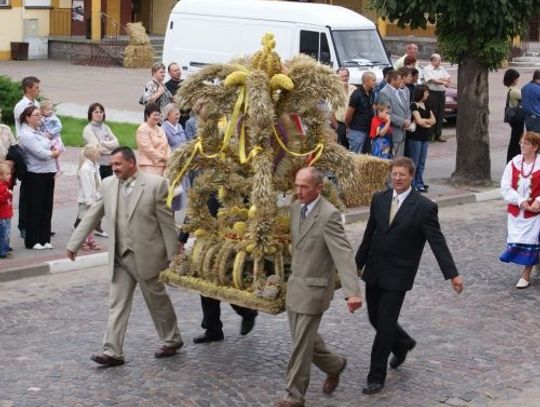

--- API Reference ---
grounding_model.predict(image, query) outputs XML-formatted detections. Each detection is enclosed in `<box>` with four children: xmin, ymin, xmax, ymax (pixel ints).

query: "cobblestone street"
<box><xmin>2</xmin><ymin>200</ymin><xmax>540</xmax><ymax>407</ymax></box>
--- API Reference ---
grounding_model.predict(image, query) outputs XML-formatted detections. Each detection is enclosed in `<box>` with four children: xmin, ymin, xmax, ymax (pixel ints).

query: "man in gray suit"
<box><xmin>376</xmin><ymin>70</ymin><xmax>412</xmax><ymax>157</ymax></box>
<box><xmin>275</xmin><ymin>167</ymin><xmax>362</xmax><ymax>407</ymax></box>
<box><xmin>66</xmin><ymin>146</ymin><xmax>183</xmax><ymax>366</ymax></box>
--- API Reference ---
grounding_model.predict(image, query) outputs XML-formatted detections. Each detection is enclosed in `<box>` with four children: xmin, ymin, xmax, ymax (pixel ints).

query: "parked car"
<box><xmin>444</xmin><ymin>86</ymin><xmax>458</xmax><ymax>124</ymax></box>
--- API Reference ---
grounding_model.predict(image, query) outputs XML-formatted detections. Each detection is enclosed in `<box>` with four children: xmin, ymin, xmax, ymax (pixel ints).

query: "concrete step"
<box><xmin>509</xmin><ymin>61</ymin><xmax>540</xmax><ymax>67</ymax></box>
<box><xmin>513</xmin><ymin>55</ymin><xmax>540</xmax><ymax>61</ymax></box>
<box><xmin>150</xmin><ymin>36</ymin><xmax>164</xmax><ymax>64</ymax></box>
<box><xmin>510</xmin><ymin>51</ymin><xmax>540</xmax><ymax>67</ymax></box>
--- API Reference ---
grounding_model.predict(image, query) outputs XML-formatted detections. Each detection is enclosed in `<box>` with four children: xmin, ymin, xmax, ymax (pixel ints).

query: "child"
<box><xmin>369</xmin><ymin>103</ymin><xmax>393</xmax><ymax>159</ymax></box>
<box><xmin>0</xmin><ymin>162</ymin><xmax>13</xmax><ymax>258</ymax></box>
<box><xmin>40</xmin><ymin>100</ymin><xmax>65</xmax><ymax>173</ymax></box>
<box><xmin>76</xmin><ymin>145</ymin><xmax>103</xmax><ymax>251</ymax></box>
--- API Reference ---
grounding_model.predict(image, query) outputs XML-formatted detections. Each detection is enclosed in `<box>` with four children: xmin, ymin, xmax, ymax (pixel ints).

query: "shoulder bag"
<box><xmin>504</xmin><ymin>88</ymin><xmax>525</xmax><ymax>125</ymax></box>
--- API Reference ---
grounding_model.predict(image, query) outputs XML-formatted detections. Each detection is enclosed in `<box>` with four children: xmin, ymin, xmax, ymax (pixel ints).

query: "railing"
<box><xmin>80</xmin><ymin>12</ymin><xmax>128</xmax><ymax>66</ymax></box>
<box><xmin>100</xmin><ymin>11</ymin><xmax>121</xmax><ymax>40</ymax></box>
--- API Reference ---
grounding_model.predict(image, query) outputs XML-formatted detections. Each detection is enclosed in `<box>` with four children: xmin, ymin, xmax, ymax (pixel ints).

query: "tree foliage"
<box><xmin>370</xmin><ymin>0</ymin><xmax>540</xmax><ymax>69</ymax></box>
<box><xmin>0</xmin><ymin>76</ymin><xmax>21</xmax><ymax>125</ymax></box>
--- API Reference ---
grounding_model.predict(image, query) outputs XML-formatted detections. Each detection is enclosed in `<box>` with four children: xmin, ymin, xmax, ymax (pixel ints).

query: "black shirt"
<box><xmin>349</xmin><ymin>86</ymin><xmax>374</xmax><ymax>132</ymax></box>
<box><xmin>165</xmin><ymin>79</ymin><xmax>183</xmax><ymax>97</ymax></box>
<box><xmin>407</xmin><ymin>102</ymin><xmax>431</xmax><ymax>141</ymax></box>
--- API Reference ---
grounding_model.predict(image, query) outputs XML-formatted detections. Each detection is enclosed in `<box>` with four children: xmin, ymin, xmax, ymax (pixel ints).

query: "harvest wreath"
<box><xmin>160</xmin><ymin>34</ymin><xmax>389</xmax><ymax>314</ymax></box>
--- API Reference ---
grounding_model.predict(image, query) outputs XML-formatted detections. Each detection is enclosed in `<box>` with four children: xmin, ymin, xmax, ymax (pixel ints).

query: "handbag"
<box><xmin>504</xmin><ymin>88</ymin><xmax>525</xmax><ymax>124</ymax></box>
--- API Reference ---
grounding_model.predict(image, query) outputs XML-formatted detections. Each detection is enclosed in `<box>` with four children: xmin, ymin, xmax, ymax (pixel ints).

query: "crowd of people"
<box><xmin>2</xmin><ymin>50</ymin><xmax>540</xmax><ymax>406</ymax></box>
<box><xmin>335</xmin><ymin>43</ymin><xmax>453</xmax><ymax>195</ymax></box>
<box><xmin>0</xmin><ymin>62</ymin><xmax>198</xmax><ymax>258</ymax></box>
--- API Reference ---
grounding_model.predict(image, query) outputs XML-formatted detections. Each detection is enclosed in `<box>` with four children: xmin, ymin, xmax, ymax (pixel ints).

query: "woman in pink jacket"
<box><xmin>136</xmin><ymin>102</ymin><xmax>171</xmax><ymax>175</ymax></box>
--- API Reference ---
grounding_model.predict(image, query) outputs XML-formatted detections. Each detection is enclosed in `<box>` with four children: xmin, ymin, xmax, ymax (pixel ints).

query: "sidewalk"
<box><xmin>0</xmin><ymin>59</ymin><xmax>523</xmax><ymax>280</ymax></box>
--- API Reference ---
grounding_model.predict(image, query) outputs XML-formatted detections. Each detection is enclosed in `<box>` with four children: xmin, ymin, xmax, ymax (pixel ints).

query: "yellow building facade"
<box><xmin>0</xmin><ymin>0</ymin><xmax>176</xmax><ymax>60</ymax></box>
<box><xmin>0</xmin><ymin>0</ymin><xmax>51</xmax><ymax>60</ymax></box>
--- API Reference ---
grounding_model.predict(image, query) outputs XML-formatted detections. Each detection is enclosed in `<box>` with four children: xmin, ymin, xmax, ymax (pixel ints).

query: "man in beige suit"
<box><xmin>66</xmin><ymin>146</ymin><xmax>183</xmax><ymax>367</ymax></box>
<box><xmin>275</xmin><ymin>167</ymin><xmax>363</xmax><ymax>407</ymax></box>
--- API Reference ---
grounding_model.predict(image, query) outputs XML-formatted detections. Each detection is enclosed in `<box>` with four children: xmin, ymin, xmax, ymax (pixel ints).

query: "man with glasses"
<box><xmin>356</xmin><ymin>157</ymin><xmax>463</xmax><ymax>395</ymax></box>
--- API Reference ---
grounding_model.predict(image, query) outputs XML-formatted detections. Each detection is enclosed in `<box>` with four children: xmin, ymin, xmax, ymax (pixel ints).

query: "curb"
<box><xmin>0</xmin><ymin>252</ymin><xmax>108</xmax><ymax>283</ymax></box>
<box><xmin>343</xmin><ymin>188</ymin><xmax>501</xmax><ymax>224</ymax></box>
<box><xmin>1</xmin><ymin>189</ymin><xmax>502</xmax><ymax>283</ymax></box>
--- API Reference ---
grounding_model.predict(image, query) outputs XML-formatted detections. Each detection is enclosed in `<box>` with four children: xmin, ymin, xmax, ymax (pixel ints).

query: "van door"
<box><xmin>298</xmin><ymin>29</ymin><xmax>334</xmax><ymax>67</ymax></box>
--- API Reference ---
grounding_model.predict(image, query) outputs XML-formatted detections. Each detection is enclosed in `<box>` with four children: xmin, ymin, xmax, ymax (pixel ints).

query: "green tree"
<box><xmin>371</xmin><ymin>0</ymin><xmax>540</xmax><ymax>184</ymax></box>
<box><xmin>0</xmin><ymin>76</ymin><xmax>22</xmax><ymax>125</ymax></box>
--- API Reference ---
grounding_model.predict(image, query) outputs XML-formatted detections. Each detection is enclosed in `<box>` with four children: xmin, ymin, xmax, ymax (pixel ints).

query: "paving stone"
<box><xmin>3</xmin><ymin>200</ymin><xmax>540</xmax><ymax>406</ymax></box>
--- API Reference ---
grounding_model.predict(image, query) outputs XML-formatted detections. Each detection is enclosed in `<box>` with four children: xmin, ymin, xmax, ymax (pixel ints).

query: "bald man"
<box><xmin>275</xmin><ymin>167</ymin><xmax>362</xmax><ymax>407</ymax></box>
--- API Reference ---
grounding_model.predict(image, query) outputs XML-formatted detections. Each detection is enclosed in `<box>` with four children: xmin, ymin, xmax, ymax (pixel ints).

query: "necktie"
<box><xmin>301</xmin><ymin>205</ymin><xmax>308</xmax><ymax>220</ymax></box>
<box><xmin>122</xmin><ymin>179</ymin><xmax>133</xmax><ymax>197</ymax></box>
<box><xmin>389</xmin><ymin>196</ymin><xmax>399</xmax><ymax>224</ymax></box>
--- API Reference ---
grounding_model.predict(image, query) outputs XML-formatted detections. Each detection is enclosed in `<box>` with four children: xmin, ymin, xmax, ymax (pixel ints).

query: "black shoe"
<box><xmin>362</xmin><ymin>382</ymin><xmax>384</xmax><ymax>395</ymax></box>
<box><xmin>7</xmin><ymin>247</ymin><xmax>13</xmax><ymax>252</ymax></box>
<box><xmin>50</xmin><ymin>231</ymin><xmax>56</xmax><ymax>237</ymax></box>
<box><xmin>240</xmin><ymin>316</ymin><xmax>256</xmax><ymax>336</ymax></box>
<box><xmin>90</xmin><ymin>354</ymin><xmax>125</xmax><ymax>367</ymax></box>
<box><xmin>390</xmin><ymin>340</ymin><xmax>416</xmax><ymax>369</ymax></box>
<box><xmin>193</xmin><ymin>332</ymin><xmax>224</xmax><ymax>344</ymax></box>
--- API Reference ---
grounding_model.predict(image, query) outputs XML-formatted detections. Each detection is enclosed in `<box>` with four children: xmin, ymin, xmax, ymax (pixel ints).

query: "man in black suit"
<box><xmin>355</xmin><ymin>156</ymin><xmax>464</xmax><ymax>395</ymax></box>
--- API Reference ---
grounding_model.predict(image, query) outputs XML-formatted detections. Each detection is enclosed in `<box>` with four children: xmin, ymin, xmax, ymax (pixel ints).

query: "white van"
<box><xmin>162</xmin><ymin>0</ymin><xmax>391</xmax><ymax>84</ymax></box>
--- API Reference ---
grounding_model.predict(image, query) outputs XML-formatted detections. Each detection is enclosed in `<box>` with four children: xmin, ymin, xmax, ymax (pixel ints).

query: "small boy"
<box><xmin>40</xmin><ymin>100</ymin><xmax>65</xmax><ymax>173</ymax></box>
<box><xmin>369</xmin><ymin>103</ymin><xmax>393</xmax><ymax>159</ymax></box>
<box><xmin>0</xmin><ymin>162</ymin><xmax>13</xmax><ymax>258</ymax></box>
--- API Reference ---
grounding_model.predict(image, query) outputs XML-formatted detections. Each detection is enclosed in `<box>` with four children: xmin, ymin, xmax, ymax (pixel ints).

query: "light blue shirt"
<box><xmin>301</xmin><ymin>195</ymin><xmax>321</xmax><ymax>218</ymax></box>
<box><xmin>522</xmin><ymin>81</ymin><xmax>540</xmax><ymax>117</ymax></box>
<box><xmin>184</xmin><ymin>116</ymin><xmax>198</xmax><ymax>141</ymax></box>
<box><xmin>19</xmin><ymin>124</ymin><xmax>56</xmax><ymax>173</ymax></box>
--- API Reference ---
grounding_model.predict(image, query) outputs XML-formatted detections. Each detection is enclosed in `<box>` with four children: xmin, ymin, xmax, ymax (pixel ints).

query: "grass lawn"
<box><xmin>59</xmin><ymin>116</ymin><xmax>138</xmax><ymax>149</ymax></box>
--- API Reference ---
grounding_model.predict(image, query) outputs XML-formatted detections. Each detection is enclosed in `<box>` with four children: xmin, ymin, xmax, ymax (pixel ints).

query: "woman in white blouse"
<box><xmin>18</xmin><ymin>105</ymin><xmax>60</xmax><ymax>250</ymax></box>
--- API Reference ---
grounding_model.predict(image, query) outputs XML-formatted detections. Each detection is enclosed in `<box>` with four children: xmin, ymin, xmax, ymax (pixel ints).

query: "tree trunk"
<box><xmin>451</xmin><ymin>57</ymin><xmax>491</xmax><ymax>184</ymax></box>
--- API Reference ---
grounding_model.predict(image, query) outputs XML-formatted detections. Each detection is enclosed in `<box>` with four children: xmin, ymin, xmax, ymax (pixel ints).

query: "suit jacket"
<box><xmin>286</xmin><ymin>196</ymin><xmax>361</xmax><ymax>315</ymax></box>
<box><xmin>356</xmin><ymin>189</ymin><xmax>458</xmax><ymax>292</ymax></box>
<box><xmin>67</xmin><ymin>171</ymin><xmax>178</xmax><ymax>280</ymax></box>
<box><xmin>376</xmin><ymin>84</ymin><xmax>411</xmax><ymax>144</ymax></box>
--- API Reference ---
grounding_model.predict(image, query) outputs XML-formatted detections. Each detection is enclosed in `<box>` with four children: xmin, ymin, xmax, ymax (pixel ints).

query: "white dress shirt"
<box><xmin>392</xmin><ymin>187</ymin><xmax>412</xmax><ymax>210</ymax></box>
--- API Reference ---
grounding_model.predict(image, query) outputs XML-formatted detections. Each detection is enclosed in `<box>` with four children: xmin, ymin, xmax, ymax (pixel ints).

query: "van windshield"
<box><xmin>332</xmin><ymin>30</ymin><xmax>389</xmax><ymax>67</ymax></box>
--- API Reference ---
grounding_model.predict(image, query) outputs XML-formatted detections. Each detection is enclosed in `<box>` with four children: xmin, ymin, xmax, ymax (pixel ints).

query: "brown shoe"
<box><xmin>274</xmin><ymin>400</ymin><xmax>304</xmax><ymax>407</ymax></box>
<box><xmin>154</xmin><ymin>342</ymin><xmax>184</xmax><ymax>358</ymax></box>
<box><xmin>322</xmin><ymin>358</ymin><xmax>347</xmax><ymax>395</ymax></box>
<box><xmin>90</xmin><ymin>354</ymin><xmax>124</xmax><ymax>367</ymax></box>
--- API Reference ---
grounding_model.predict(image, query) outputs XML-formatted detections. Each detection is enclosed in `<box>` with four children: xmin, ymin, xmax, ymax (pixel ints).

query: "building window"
<box><xmin>25</xmin><ymin>0</ymin><xmax>51</xmax><ymax>7</ymax></box>
<box><xmin>0</xmin><ymin>0</ymin><xmax>9</xmax><ymax>6</ymax></box>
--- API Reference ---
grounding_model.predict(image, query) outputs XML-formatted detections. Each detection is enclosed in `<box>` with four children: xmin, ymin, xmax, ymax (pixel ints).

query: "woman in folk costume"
<box><xmin>500</xmin><ymin>131</ymin><xmax>540</xmax><ymax>288</ymax></box>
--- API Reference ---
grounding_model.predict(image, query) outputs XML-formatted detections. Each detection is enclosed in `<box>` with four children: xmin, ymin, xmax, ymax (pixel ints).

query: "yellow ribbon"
<box><xmin>238</xmin><ymin>87</ymin><xmax>263</xmax><ymax>163</ymax></box>
<box><xmin>272</xmin><ymin>126</ymin><xmax>324</xmax><ymax>166</ymax></box>
<box><xmin>167</xmin><ymin>86</ymin><xmax>249</xmax><ymax>207</ymax></box>
<box><xmin>167</xmin><ymin>83</ymin><xmax>324</xmax><ymax>206</ymax></box>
